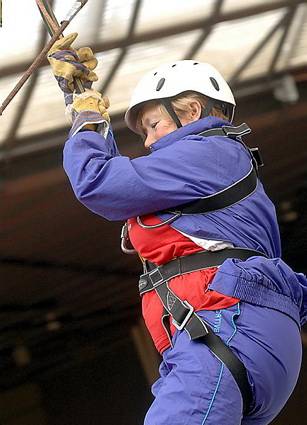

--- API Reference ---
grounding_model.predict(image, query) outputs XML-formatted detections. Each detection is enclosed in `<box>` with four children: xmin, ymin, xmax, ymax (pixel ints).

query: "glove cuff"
<box><xmin>68</xmin><ymin>110</ymin><xmax>109</xmax><ymax>138</ymax></box>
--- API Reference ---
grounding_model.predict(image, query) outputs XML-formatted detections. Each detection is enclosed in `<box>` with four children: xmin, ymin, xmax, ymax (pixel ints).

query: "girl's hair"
<box><xmin>136</xmin><ymin>91</ymin><xmax>228</xmax><ymax>134</ymax></box>
<box><xmin>171</xmin><ymin>91</ymin><xmax>229</xmax><ymax>121</ymax></box>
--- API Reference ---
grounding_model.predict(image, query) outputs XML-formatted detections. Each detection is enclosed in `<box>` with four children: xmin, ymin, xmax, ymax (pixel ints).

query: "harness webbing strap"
<box><xmin>139</xmin><ymin>248</ymin><xmax>265</xmax><ymax>414</ymax></box>
<box><xmin>139</xmin><ymin>248</ymin><xmax>265</xmax><ymax>295</ymax></box>
<box><xmin>200</xmin><ymin>122</ymin><xmax>251</xmax><ymax>138</ymax></box>
<box><xmin>170</xmin><ymin>167</ymin><xmax>258</xmax><ymax>215</ymax></box>
<box><xmin>148</xmin><ymin>279</ymin><xmax>253</xmax><ymax>414</ymax></box>
<box><xmin>160</xmin><ymin>123</ymin><xmax>263</xmax><ymax>217</ymax></box>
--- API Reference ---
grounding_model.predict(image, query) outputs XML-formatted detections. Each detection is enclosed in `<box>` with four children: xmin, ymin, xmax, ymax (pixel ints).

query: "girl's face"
<box><xmin>139</xmin><ymin>101</ymin><xmax>201</xmax><ymax>148</ymax></box>
<box><xmin>140</xmin><ymin>104</ymin><xmax>177</xmax><ymax>148</ymax></box>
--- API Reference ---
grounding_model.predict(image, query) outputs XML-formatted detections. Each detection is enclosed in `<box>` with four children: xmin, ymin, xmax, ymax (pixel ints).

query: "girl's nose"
<box><xmin>144</xmin><ymin>134</ymin><xmax>154</xmax><ymax>148</ymax></box>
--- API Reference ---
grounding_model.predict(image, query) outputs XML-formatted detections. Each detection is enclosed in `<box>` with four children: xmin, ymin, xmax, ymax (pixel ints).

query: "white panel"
<box><xmin>104</xmin><ymin>31</ymin><xmax>202</xmax><ymax>115</ymax></box>
<box><xmin>238</xmin><ymin>27</ymin><xmax>285</xmax><ymax>80</ymax></box>
<box><xmin>276</xmin><ymin>4</ymin><xmax>307</xmax><ymax>71</ymax></box>
<box><xmin>0</xmin><ymin>0</ymin><xmax>103</xmax><ymax>66</ymax></box>
<box><xmin>0</xmin><ymin>0</ymin><xmax>41</xmax><ymax>67</ymax></box>
<box><xmin>92</xmin><ymin>49</ymin><xmax>122</xmax><ymax>89</ymax></box>
<box><xmin>45</xmin><ymin>0</ymin><xmax>105</xmax><ymax>47</ymax></box>
<box><xmin>135</xmin><ymin>0</ymin><xmax>216</xmax><ymax>34</ymax></box>
<box><xmin>15</xmin><ymin>67</ymin><xmax>68</xmax><ymax>140</ymax></box>
<box><xmin>96</xmin><ymin>0</ymin><xmax>138</xmax><ymax>42</ymax></box>
<box><xmin>192</xmin><ymin>9</ymin><xmax>285</xmax><ymax>81</ymax></box>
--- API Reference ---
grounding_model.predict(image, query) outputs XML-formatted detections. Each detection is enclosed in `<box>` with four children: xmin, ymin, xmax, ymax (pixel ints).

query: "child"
<box><xmin>49</xmin><ymin>34</ymin><xmax>307</xmax><ymax>425</ymax></box>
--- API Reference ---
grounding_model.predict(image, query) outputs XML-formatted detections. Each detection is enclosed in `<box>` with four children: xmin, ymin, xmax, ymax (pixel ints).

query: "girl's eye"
<box><xmin>150</xmin><ymin>121</ymin><xmax>159</xmax><ymax>129</ymax></box>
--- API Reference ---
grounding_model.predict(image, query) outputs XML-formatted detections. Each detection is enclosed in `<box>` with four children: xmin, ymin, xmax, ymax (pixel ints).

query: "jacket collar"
<box><xmin>150</xmin><ymin>116</ymin><xmax>231</xmax><ymax>152</ymax></box>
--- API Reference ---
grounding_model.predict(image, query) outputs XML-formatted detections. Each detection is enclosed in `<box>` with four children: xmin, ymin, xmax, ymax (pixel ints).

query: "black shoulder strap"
<box><xmin>171</xmin><ymin>167</ymin><xmax>258</xmax><ymax>215</ymax></box>
<box><xmin>200</xmin><ymin>123</ymin><xmax>264</xmax><ymax>170</ymax></box>
<box><xmin>199</xmin><ymin>122</ymin><xmax>251</xmax><ymax>138</ymax></box>
<box><xmin>164</xmin><ymin>123</ymin><xmax>263</xmax><ymax>216</ymax></box>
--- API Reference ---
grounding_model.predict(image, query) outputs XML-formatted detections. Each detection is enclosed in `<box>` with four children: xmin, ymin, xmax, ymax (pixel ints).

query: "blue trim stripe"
<box><xmin>202</xmin><ymin>364</ymin><xmax>224</xmax><ymax>424</ymax></box>
<box><xmin>227</xmin><ymin>303</ymin><xmax>240</xmax><ymax>345</ymax></box>
<box><xmin>202</xmin><ymin>303</ymin><xmax>241</xmax><ymax>423</ymax></box>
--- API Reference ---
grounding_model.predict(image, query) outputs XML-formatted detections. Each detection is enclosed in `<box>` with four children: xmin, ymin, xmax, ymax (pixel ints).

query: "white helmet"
<box><xmin>125</xmin><ymin>60</ymin><xmax>236</xmax><ymax>134</ymax></box>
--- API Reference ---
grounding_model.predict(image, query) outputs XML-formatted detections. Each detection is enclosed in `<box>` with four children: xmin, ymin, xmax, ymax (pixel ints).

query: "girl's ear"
<box><xmin>189</xmin><ymin>100</ymin><xmax>202</xmax><ymax>121</ymax></box>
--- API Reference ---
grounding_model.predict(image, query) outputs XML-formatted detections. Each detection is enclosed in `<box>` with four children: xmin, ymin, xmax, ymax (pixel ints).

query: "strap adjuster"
<box><xmin>148</xmin><ymin>268</ymin><xmax>164</xmax><ymax>286</ymax></box>
<box><xmin>250</xmin><ymin>147</ymin><xmax>264</xmax><ymax>168</ymax></box>
<box><xmin>172</xmin><ymin>301</ymin><xmax>194</xmax><ymax>330</ymax></box>
<box><xmin>222</xmin><ymin>123</ymin><xmax>251</xmax><ymax>137</ymax></box>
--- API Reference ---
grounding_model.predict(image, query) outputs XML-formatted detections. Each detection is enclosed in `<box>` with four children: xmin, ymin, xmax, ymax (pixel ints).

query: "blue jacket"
<box><xmin>63</xmin><ymin>116</ymin><xmax>307</xmax><ymax>326</ymax></box>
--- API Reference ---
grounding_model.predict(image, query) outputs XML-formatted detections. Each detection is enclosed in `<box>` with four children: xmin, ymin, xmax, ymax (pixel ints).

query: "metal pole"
<box><xmin>35</xmin><ymin>0</ymin><xmax>85</xmax><ymax>93</ymax></box>
<box><xmin>0</xmin><ymin>0</ymin><xmax>88</xmax><ymax>115</ymax></box>
<box><xmin>36</xmin><ymin>0</ymin><xmax>60</xmax><ymax>35</ymax></box>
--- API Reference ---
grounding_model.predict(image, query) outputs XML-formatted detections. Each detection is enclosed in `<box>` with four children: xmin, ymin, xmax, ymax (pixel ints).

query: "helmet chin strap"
<box><xmin>162</xmin><ymin>97</ymin><xmax>217</xmax><ymax>128</ymax></box>
<box><xmin>161</xmin><ymin>99</ymin><xmax>182</xmax><ymax>128</ymax></box>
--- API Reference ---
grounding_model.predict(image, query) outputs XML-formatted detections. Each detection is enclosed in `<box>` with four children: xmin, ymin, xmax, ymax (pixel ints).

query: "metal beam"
<box><xmin>0</xmin><ymin>0</ymin><xmax>305</xmax><ymax>79</ymax></box>
<box><xmin>183</xmin><ymin>0</ymin><xmax>224</xmax><ymax>59</ymax></box>
<box><xmin>267</xmin><ymin>6</ymin><xmax>298</xmax><ymax>74</ymax></box>
<box><xmin>3</xmin><ymin>1</ymin><xmax>55</xmax><ymax>148</ymax></box>
<box><xmin>280</xmin><ymin>3</ymin><xmax>307</xmax><ymax>69</ymax></box>
<box><xmin>100</xmin><ymin>0</ymin><xmax>142</xmax><ymax>93</ymax></box>
<box><xmin>229</xmin><ymin>10</ymin><xmax>289</xmax><ymax>85</ymax></box>
<box><xmin>92</xmin><ymin>0</ymin><xmax>108</xmax><ymax>44</ymax></box>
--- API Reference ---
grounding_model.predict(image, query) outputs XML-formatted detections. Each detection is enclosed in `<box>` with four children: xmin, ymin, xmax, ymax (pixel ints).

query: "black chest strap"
<box><xmin>164</xmin><ymin>123</ymin><xmax>263</xmax><ymax>216</ymax></box>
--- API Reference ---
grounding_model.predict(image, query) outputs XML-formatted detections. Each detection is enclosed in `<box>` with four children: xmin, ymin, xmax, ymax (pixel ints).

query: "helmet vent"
<box><xmin>210</xmin><ymin>77</ymin><xmax>220</xmax><ymax>91</ymax></box>
<box><xmin>153</xmin><ymin>71</ymin><xmax>158</xmax><ymax>76</ymax></box>
<box><xmin>193</xmin><ymin>62</ymin><xmax>199</xmax><ymax>65</ymax></box>
<box><xmin>171</xmin><ymin>64</ymin><xmax>176</xmax><ymax>67</ymax></box>
<box><xmin>156</xmin><ymin>78</ymin><xmax>165</xmax><ymax>91</ymax></box>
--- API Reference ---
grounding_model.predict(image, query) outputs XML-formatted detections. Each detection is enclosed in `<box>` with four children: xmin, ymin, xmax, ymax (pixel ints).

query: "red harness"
<box><xmin>128</xmin><ymin>214</ymin><xmax>238</xmax><ymax>353</ymax></box>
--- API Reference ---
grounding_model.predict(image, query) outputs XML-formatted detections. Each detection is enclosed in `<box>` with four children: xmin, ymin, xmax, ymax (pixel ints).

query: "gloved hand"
<box><xmin>48</xmin><ymin>33</ymin><xmax>98</xmax><ymax>105</ymax></box>
<box><xmin>67</xmin><ymin>89</ymin><xmax>111</xmax><ymax>137</ymax></box>
<box><xmin>70</xmin><ymin>89</ymin><xmax>110</xmax><ymax>121</ymax></box>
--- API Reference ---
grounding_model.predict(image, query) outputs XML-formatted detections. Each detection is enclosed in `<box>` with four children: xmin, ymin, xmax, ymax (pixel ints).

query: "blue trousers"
<box><xmin>144</xmin><ymin>302</ymin><xmax>302</xmax><ymax>425</ymax></box>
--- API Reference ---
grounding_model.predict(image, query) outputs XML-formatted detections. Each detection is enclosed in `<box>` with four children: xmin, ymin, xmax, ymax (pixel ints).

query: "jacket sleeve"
<box><xmin>63</xmin><ymin>130</ymin><xmax>252</xmax><ymax>221</ymax></box>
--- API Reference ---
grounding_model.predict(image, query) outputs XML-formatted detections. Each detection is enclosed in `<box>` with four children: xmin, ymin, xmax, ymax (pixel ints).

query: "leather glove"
<box><xmin>70</xmin><ymin>89</ymin><xmax>110</xmax><ymax>121</ymax></box>
<box><xmin>67</xmin><ymin>89</ymin><xmax>111</xmax><ymax>138</ymax></box>
<box><xmin>48</xmin><ymin>33</ymin><xmax>98</xmax><ymax>105</ymax></box>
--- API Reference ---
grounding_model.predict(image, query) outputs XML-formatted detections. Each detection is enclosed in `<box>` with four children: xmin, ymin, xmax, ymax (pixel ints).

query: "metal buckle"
<box><xmin>172</xmin><ymin>301</ymin><xmax>194</xmax><ymax>330</ymax></box>
<box><xmin>138</xmin><ymin>275</ymin><xmax>148</xmax><ymax>292</ymax></box>
<box><xmin>148</xmin><ymin>268</ymin><xmax>164</xmax><ymax>286</ymax></box>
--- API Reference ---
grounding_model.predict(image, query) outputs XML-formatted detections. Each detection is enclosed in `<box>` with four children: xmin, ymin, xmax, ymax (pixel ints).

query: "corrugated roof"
<box><xmin>0</xmin><ymin>0</ymin><xmax>307</xmax><ymax>149</ymax></box>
